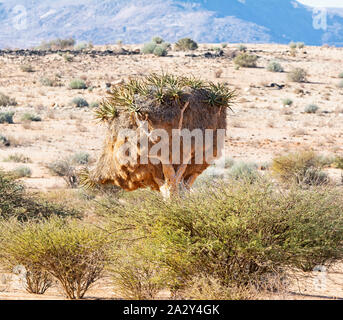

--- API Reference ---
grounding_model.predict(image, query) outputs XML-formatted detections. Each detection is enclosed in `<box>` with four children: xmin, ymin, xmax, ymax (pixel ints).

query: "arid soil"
<box><xmin>0</xmin><ymin>43</ymin><xmax>343</xmax><ymax>299</ymax></box>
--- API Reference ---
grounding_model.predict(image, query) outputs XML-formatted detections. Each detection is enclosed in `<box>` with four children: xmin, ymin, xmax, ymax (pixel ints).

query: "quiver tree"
<box><xmin>86</xmin><ymin>73</ymin><xmax>235</xmax><ymax>196</ymax></box>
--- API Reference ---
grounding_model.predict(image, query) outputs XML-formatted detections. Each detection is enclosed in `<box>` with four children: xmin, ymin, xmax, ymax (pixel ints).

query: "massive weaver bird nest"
<box><xmin>86</xmin><ymin>73</ymin><xmax>235</xmax><ymax>196</ymax></box>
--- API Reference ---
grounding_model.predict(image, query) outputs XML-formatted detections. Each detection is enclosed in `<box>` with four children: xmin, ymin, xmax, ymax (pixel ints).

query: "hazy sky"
<box><xmin>297</xmin><ymin>0</ymin><xmax>343</xmax><ymax>7</ymax></box>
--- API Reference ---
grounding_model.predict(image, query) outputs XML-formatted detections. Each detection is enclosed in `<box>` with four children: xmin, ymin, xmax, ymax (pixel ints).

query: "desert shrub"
<box><xmin>297</xmin><ymin>42</ymin><xmax>305</xmax><ymax>49</ymax></box>
<box><xmin>289</xmin><ymin>41</ymin><xmax>297</xmax><ymax>49</ymax></box>
<box><xmin>71</xmin><ymin>97</ymin><xmax>89</xmax><ymax>108</ymax></box>
<box><xmin>304</xmin><ymin>104</ymin><xmax>319</xmax><ymax>114</ymax></box>
<box><xmin>0</xmin><ymin>134</ymin><xmax>10</xmax><ymax>147</ymax></box>
<box><xmin>142</xmin><ymin>42</ymin><xmax>157</xmax><ymax>54</ymax></box>
<box><xmin>40</xmin><ymin>77</ymin><xmax>61</xmax><ymax>87</ymax></box>
<box><xmin>4</xmin><ymin>153</ymin><xmax>31</xmax><ymax>163</ymax></box>
<box><xmin>234</xmin><ymin>53</ymin><xmax>258</xmax><ymax>68</ymax></box>
<box><xmin>20</xmin><ymin>64</ymin><xmax>34</xmax><ymax>72</ymax></box>
<box><xmin>227</xmin><ymin>162</ymin><xmax>259</xmax><ymax>182</ymax></box>
<box><xmin>0</xmin><ymin>170</ymin><xmax>78</xmax><ymax>221</ymax></box>
<box><xmin>222</xmin><ymin>43</ymin><xmax>228</xmax><ymax>48</ymax></box>
<box><xmin>89</xmin><ymin>101</ymin><xmax>99</xmax><ymax>108</ymax></box>
<box><xmin>72</xmin><ymin>152</ymin><xmax>90</xmax><ymax>165</ymax></box>
<box><xmin>339</xmin><ymin>72</ymin><xmax>343</xmax><ymax>78</ymax></box>
<box><xmin>237</xmin><ymin>44</ymin><xmax>247</xmax><ymax>52</ymax></box>
<box><xmin>152</xmin><ymin>36</ymin><xmax>164</xmax><ymax>44</ymax></box>
<box><xmin>104</xmin><ymin>179</ymin><xmax>343</xmax><ymax>294</ymax></box>
<box><xmin>337</xmin><ymin>80</ymin><xmax>343</xmax><ymax>88</ymax></box>
<box><xmin>39</xmin><ymin>38</ymin><xmax>75</xmax><ymax>50</ymax></box>
<box><xmin>175</xmin><ymin>38</ymin><xmax>198</xmax><ymax>51</ymax></box>
<box><xmin>0</xmin><ymin>92</ymin><xmax>17</xmax><ymax>106</ymax></box>
<box><xmin>282</xmin><ymin>98</ymin><xmax>293</xmax><ymax>106</ymax></box>
<box><xmin>0</xmin><ymin>111</ymin><xmax>14</xmax><ymax>124</ymax></box>
<box><xmin>110</xmin><ymin>241</ymin><xmax>166</xmax><ymax>300</ymax></box>
<box><xmin>267</xmin><ymin>61</ymin><xmax>284</xmax><ymax>72</ymax></box>
<box><xmin>69</xmin><ymin>79</ymin><xmax>87</xmax><ymax>90</ymax></box>
<box><xmin>287</xmin><ymin>68</ymin><xmax>307</xmax><ymax>82</ymax></box>
<box><xmin>74</xmin><ymin>41</ymin><xmax>92</xmax><ymax>51</ymax></box>
<box><xmin>153</xmin><ymin>46</ymin><xmax>168</xmax><ymax>57</ymax></box>
<box><xmin>0</xmin><ymin>218</ymin><xmax>110</xmax><ymax>299</ymax></box>
<box><xmin>271</xmin><ymin>150</ymin><xmax>329</xmax><ymax>185</ymax></box>
<box><xmin>47</xmin><ymin>159</ymin><xmax>78</xmax><ymax>188</ymax></box>
<box><xmin>21</xmin><ymin>113</ymin><xmax>41</xmax><ymax>122</ymax></box>
<box><xmin>12</xmin><ymin>166</ymin><xmax>32</xmax><ymax>178</ymax></box>
<box><xmin>63</xmin><ymin>54</ymin><xmax>74</xmax><ymax>62</ymax></box>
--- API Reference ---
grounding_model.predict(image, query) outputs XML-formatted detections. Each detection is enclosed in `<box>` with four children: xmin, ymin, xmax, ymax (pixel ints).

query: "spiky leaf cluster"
<box><xmin>95</xmin><ymin>73</ymin><xmax>235</xmax><ymax>122</ymax></box>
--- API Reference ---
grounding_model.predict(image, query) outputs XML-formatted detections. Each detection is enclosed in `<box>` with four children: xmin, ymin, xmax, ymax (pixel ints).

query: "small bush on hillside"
<box><xmin>74</xmin><ymin>41</ymin><xmax>92</xmax><ymax>51</ymax></box>
<box><xmin>289</xmin><ymin>42</ymin><xmax>297</xmax><ymax>49</ymax></box>
<box><xmin>69</xmin><ymin>79</ymin><xmax>87</xmax><ymax>90</ymax></box>
<box><xmin>142</xmin><ymin>42</ymin><xmax>157</xmax><ymax>54</ymax></box>
<box><xmin>4</xmin><ymin>153</ymin><xmax>31</xmax><ymax>163</ymax></box>
<box><xmin>175</xmin><ymin>38</ymin><xmax>198</xmax><ymax>51</ymax></box>
<box><xmin>297</xmin><ymin>42</ymin><xmax>305</xmax><ymax>49</ymax></box>
<box><xmin>287</xmin><ymin>68</ymin><xmax>307</xmax><ymax>82</ymax></box>
<box><xmin>267</xmin><ymin>61</ymin><xmax>284</xmax><ymax>72</ymax></box>
<box><xmin>0</xmin><ymin>111</ymin><xmax>14</xmax><ymax>124</ymax></box>
<box><xmin>338</xmin><ymin>72</ymin><xmax>343</xmax><ymax>78</ymax></box>
<box><xmin>0</xmin><ymin>170</ymin><xmax>78</xmax><ymax>221</ymax></box>
<box><xmin>153</xmin><ymin>46</ymin><xmax>167</xmax><ymax>57</ymax></box>
<box><xmin>12</xmin><ymin>166</ymin><xmax>32</xmax><ymax>178</ymax></box>
<box><xmin>20</xmin><ymin>64</ymin><xmax>34</xmax><ymax>73</ymax></box>
<box><xmin>234</xmin><ymin>53</ymin><xmax>258</xmax><ymax>68</ymax></box>
<box><xmin>71</xmin><ymin>97</ymin><xmax>89</xmax><ymax>108</ymax></box>
<box><xmin>63</xmin><ymin>54</ymin><xmax>74</xmax><ymax>62</ymax></box>
<box><xmin>337</xmin><ymin>80</ymin><xmax>343</xmax><ymax>88</ymax></box>
<box><xmin>237</xmin><ymin>44</ymin><xmax>247</xmax><ymax>52</ymax></box>
<box><xmin>271</xmin><ymin>150</ymin><xmax>328</xmax><ymax>185</ymax></box>
<box><xmin>39</xmin><ymin>38</ymin><xmax>75</xmax><ymax>50</ymax></box>
<box><xmin>47</xmin><ymin>159</ymin><xmax>78</xmax><ymax>188</ymax></box>
<box><xmin>21</xmin><ymin>113</ymin><xmax>41</xmax><ymax>122</ymax></box>
<box><xmin>0</xmin><ymin>134</ymin><xmax>10</xmax><ymax>147</ymax></box>
<box><xmin>72</xmin><ymin>152</ymin><xmax>90</xmax><ymax>165</ymax></box>
<box><xmin>152</xmin><ymin>36</ymin><xmax>164</xmax><ymax>44</ymax></box>
<box><xmin>0</xmin><ymin>93</ymin><xmax>17</xmax><ymax>106</ymax></box>
<box><xmin>0</xmin><ymin>218</ymin><xmax>110</xmax><ymax>299</ymax></box>
<box><xmin>40</xmin><ymin>77</ymin><xmax>61</xmax><ymax>87</ymax></box>
<box><xmin>228</xmin><ymin>162</ymin><xmax>259</xmax><ymax>182</ymax></box>
<box><xmin>282</xmin><ymin>98</ymin><xmax>293</xmax><ymax>106</ymax></box>
<box><xmin>304</xmin><ymin>104</ymin><xmax>319</xmax><ymax>114</ymax></box>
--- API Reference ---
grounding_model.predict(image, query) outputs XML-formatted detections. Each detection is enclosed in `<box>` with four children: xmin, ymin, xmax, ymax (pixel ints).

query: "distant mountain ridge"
<box><xmin>0</xmin><ymin>0</ymin><xmax>343</xmax><ymax>48</ymax></box>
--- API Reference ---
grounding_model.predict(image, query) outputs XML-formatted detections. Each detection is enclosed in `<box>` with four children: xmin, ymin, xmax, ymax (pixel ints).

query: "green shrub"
<box><xmin>40</xmin><ymin>77</ymin><xmax>61</xmax><ymax>87</ymax></box>
<box><xmin>0</xmin><ymin>218</ymin><xmax>110</xmax><ymax>299</ymax></box>
<box><xmin>12</xmin><ymin>166</ymin><xmax>32</xmax><ymax>178</ymax></box>
<box><xmin>89</xmin><ymin>101</ymin><xmax>99</xmax><ymax>108</ymax></box>
<box><xmin>69</xmin><ymin>79</ymin><xmax>87</xmax><ymax>90</ymax></box>
<box><xmin>0</xmin><ymin>170</ymin><xmax>77</xmax><ymax>221</ymax></box>
<box><xmin>175</xmin><ymin>38</ymin><xmax>198</xmax><ymax>51</ymax></box>
<box><xmin>271</xmin><ymin>150</ymin><xmax>328</xmax><ymax>185</ymax></box>
<box><xmin>72</xmin><ymin>152</ymin><xmax>90</xmax><ymax>165</ymax></box>
<box><xmin>297</xmin><ymin>42</ymin><xmax>305</xmax><ymax>49</ymax></box>
<box><xmin>267</xmin><ymin>61</ymin><xmax>284</xmax><ymax>72</ymax></box>
<box><xmin>153</xmin><ymin>45</ymin><xmax>168</xmax><ymax>57</ymax></box>
<box><xmin>0</xmin><ymin>92</ymin><xmax>17</xmax><ymax>106</ymax></box>
<box><xmin>63</xmin><ymin>54</ymin><xmax>74</xmax><ymax>62</ymax></box>
<box><xmin>104</xmin><ymin>179</ymin><xmax>343</xmax><ymax>293</ymax></box>
<box><xmin>289</xmin><ymin>42</ymin><xmax>297</xmax><ymax>49</ymax></box>
<box><xmin>287</xmin><ymin>68</ymin><xmax>307</xmax><ymax>82</ymax></box>
<box><xmin>74</xmin><ymin>41</ymin><xmax>91</xmax><ymax>51</ymax></box>
<box><xmin>237</xmin><ymin>44</ymin><xmax>247</xmax><ymax>52</ymax></box>
<box><xmin>152</xmin><ymin>36</ymin><xmax>164</xmax><ymax>44</ymax></box>
<box><xmin>47</xmin><ymin>159</ymin><xmax>78</xmax><ymax>188</ymax></box>
<box><xmin>20</xmin><ymin>64</ymin><xmax>34</xmax><ymax>72</ymax></box>
<box><xmin>304</xmin><ymin>104</ymin><xmax>319</xmax><ymax>114</ymax></box>
<box><xmin>227</xmin><ymin>162</ymin><xmax>259</xmax><ymax>182</ymax></box>
<box><xmin>339</xmin><ymin>72</ymin><xmax>343</xmax><ymax>78</ymax></box>
<box><xmin>282</xmin><ymin>98</ymin><xmax>293</xmax><ymax>106</ymax></box>
<box><xmin>4</xmin><ymin>153</ymin><xmax>31</xmax><ymax>163</ymax></box>
<box><xmin>337</xmin><ymin>80</ymin><xmax>343</xmax><ymax>88</ymax></box>
<box><xmin>71</xmin><ymin>97</ymin><xmax>89</xmax><ymax>108</ymax></box>
<box><xmin>221</xmin><ymin>43</ymin><xmax>228</xmax><ymax>48</ymax></box>
<box><xmin>21</xmin><ymin>113</ymin><xmax>41</xmax><ymax>122</ymax></box>
<box><xmin>142</xmin><ymin>42</ymin><xmax>157</xmax><ymax>54</ymax></box>
<box><xmin>0</xmin><ymin>111</ymin><xmax>14</xmax><ymax>124</ymax></box>
<box><xmin>0</xmin><ymin>134</ymin><xmax>10</xmax><ymax>147</ymax></box>
<box><xmin>39</xmin><ymin>38</ymin><xmax>75</xmax><ymax>50</ymax></box>
<box><xmin>234</xmin><ymin>53</ymin><xmax>258</xmax><ymax>68</ymax></box>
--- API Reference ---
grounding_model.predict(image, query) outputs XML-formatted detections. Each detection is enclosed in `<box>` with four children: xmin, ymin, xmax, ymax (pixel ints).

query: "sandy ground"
<box><xmin>0</xmin><ymin>43</ymin><xmax>343</xmax><ymax>299</ymax></box>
